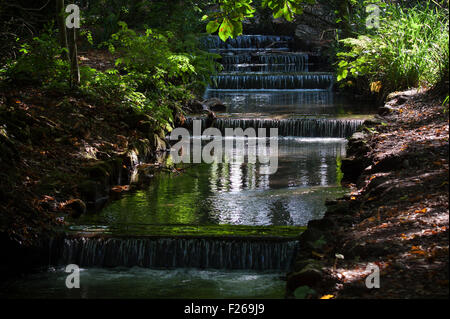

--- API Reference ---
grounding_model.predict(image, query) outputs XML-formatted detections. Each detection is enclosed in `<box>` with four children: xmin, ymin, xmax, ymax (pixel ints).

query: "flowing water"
<box><xmin>3</xmin><ymin>35</ymin><xmax>376</xmax><ymax>299</ymax></box>
<box><xmin>3</xmin><ymin>268</ymin><xmax>285</xmax><ymax>299</ymax></box>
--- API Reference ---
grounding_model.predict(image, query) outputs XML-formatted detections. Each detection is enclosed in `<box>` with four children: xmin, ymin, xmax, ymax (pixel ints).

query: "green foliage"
<box><xmin>262</xmin><ymin>0</ymin><xmax>315</xmax><ymax>21</ymax></box>
<box><xmin>110</xmin><ymin>24</ymin><xmax>192</xmax><ymax>84</ymax></box>
<box><xmin>5</xmin><ymin>28</ymin><xmax>70</xmax><ymax>89</ymax></box>
<box><xmin>335</xmin><ymin>1</ymin><xmax>449</xmax><ymax>97</ymax></box>
<box><xmin>203</xmin><ymin>0</ymin><xmax>314</xmax><ymax>41</ymax></box>
<box><xmin>1</xmin><ymin>4</ymin><xmax>223</xmax><ymax>133</ymax></box>
<box><xmin>107</xmin><ymin>22</ymin><xmax>220</xmax><ymax>93</ymax></box>
<box><xmin>336</xmin><ymin>156</ymin><xmax>343</xmax><ymax>185</ymax></box>
<box><xmin>443</xmin><ymin>95</ymin><xmax>449</xmax><ymax>113</ymax></box>
<box><xmin>202</xmin><ymin>0</ymin><xmax>256</xmax><ymax>41</ymax></box>
<box><xmin>79</xmin><ymin>67</ymin><xmax>174</xmax><ymax>130</ymax></box>
<box><xmin>83</xmin><ymin>1</ymin><xmax>211</xmax><ymax>44</ymax></box>
<box><xmin>81</xmin><ymin>22</ymin><xmax>221</xmax><ymax>130</ymax></box>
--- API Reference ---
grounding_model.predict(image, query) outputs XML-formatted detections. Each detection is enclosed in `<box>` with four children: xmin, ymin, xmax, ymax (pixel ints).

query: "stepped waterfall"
<box><xmin>7</xmin><ymin>34</ymin><xmax>372</xmax><ymax>299</ymax></box>
<box><xmin>50</xmin><ymin>35</ymin><xmax>361</xmax><ymax>272</ymax></box>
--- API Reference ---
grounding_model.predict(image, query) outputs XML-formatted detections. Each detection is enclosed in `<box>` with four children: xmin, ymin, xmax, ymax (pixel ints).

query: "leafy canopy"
<box><xmin>202</xmin><ymin>0</ymin><xmax>314</xmax><ymax>41</ymax></box>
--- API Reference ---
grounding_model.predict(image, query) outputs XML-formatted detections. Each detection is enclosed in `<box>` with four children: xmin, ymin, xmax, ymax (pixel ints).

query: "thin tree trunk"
<box><xmin>68</xmin><ymin>27</ymin><xmax>80</xmax><ymax>87</ymax></box>
<box><xmin>56</xmin><ymin>0</ymin><xmax>70</xmax><ymax>61</ymax></box>
<box><xmin>56</xmin><ymin>0</ymin><xmax>79</xmax><ymax>87</ymax></box>
<box><xmin>338</xmin><ymin>0</ymin><xmax>353</xmax><ymax>38</ymax></box>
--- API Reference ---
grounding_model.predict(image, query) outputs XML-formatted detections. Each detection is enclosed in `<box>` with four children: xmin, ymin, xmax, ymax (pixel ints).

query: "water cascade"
<box><xmin>51</xmin><ymin>237</ymin><xmax>298</xmax><ymax>271</ymax></box>
<box><xmin>4</xmin><ymin>34</ymin><xmax>374</xmax><ymax>299</ymax></box>
<box><xmin>210</xmin><ymin>73</ymin><xmax>334</xmax><ymax>90</ymax></box>
<box><xmin>201</xmin><ymin>35</ymin><xmax>293</xmax><ymax>50</ymax></box>
<box><xmin>184</xmin><ymin>117</ymin><xmax>362</xmax><ymax>138</ymax></box>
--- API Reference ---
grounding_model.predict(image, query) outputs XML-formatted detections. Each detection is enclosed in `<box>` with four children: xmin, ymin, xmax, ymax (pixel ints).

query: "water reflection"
<box><xmin>77</xmin><ymin>138</ymin><xmax>347</xmax><ymax>227</ymax></box>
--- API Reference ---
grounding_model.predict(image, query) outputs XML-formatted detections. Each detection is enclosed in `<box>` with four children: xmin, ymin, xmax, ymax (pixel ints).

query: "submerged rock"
<box><xmin>205</xmin><ymin>98</ymin><xmax>226</xmax><ymax>112</ymax></box>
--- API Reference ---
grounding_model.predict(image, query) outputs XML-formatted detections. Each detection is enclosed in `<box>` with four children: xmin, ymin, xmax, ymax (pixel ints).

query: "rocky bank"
<box><xmin>286</xmin><ymin>89</ymin><xmax>449</xmax><ymax>299</ymax></box>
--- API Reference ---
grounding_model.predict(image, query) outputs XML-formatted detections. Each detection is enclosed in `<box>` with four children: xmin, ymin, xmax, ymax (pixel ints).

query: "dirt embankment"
<box><xmin>287</xmin><ymin>89</ymin><xmax>449</xmax><ymax>299</ymax></box>
<box><xmin>0</xmin><ymin>84</ymin><xmax>178</xmax><ymax>270</ymax></box>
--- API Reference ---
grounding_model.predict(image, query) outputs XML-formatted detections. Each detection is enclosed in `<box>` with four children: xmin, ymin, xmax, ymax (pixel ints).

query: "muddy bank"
<box><xmin>287</xmin><ymin>89</ymin><xmax>449</xmax><ymax>299</ymax></box>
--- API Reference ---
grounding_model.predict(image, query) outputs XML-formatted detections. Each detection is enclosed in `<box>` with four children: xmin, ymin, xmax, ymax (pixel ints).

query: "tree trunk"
<box><xmin>56</xmin><ymin>0</ymin><xmax>70</xmax><ymax>62</ymax></box>
<box><xmin>338</xmin><ymin>0</ymin><xmax>353</xmax><ymax>38</ymax></box>
<box><xmin>68</xmin><ymin>27</ymin><xmax>80</xmax><ymax>87</ymax></box>
<box><xmin>56</xmin><ymin>0</ymin><xmax>79</xmax><ymax>87</ymax></box>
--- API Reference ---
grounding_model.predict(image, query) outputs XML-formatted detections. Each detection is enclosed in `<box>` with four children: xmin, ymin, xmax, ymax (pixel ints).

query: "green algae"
<box><xmin>67</xmin><ymin>224</ymin><xmax>306</xmax><ymax>239</ymax></box>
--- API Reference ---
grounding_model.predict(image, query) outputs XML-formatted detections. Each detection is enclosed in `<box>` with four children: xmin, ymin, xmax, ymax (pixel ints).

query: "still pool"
<box><xmin>75</xmin><ymin>138</ymin><xmax>348</xmax><ymax>228</ymax></box>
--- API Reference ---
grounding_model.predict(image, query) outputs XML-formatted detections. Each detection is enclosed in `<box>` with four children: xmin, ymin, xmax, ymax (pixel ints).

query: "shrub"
<box><xmin>5</xmin><ymin>28</ymin><xmax>70</xmax><ymax>89</ymax></box>
<box><xmin>108</xmin><ymin>22</ymin><xmax>220</xmax><ymax>93</ymax></box>
<box><xmin>336</xmin><ymin>1</ymin><xmax>449</xmax><ymax>97</ymax></box>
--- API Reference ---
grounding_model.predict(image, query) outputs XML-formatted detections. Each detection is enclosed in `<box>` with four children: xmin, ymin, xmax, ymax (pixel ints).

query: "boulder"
<box><xmin>293</xmin><ymin>258</ymin><xmax>323</xmax><ymax>272</ymax></box>
<box><xmin>124</xmin><ymin>112</ymin><xmax>154</xmax><ymax>130</ymax></box>
<box><xmin>136</xmin><ymin>120</ymin><xmax>155</xmax><ymax>136</ymax></box>
<box><xmin>287</xmin><ymin>263</ymin><xmax>323</xmax><ymax>291</ymax></box>
<box><xmin>341</xmin><ymin>156</ymin><xmax>366</xmax><ymax>183</ymax></box>
<box><xmin>378</xmin><ymin>106</ymin><xmax>394</xmax><ymax>116</ymax></box>
<box><xmin>298</xmin><ymin>226</ymin><xmax>325</xmax><ymax>247</ymax></box>
<box><xmin>188</xmin><ymin>99</ymin><xmax>206</xmax><ymax>114</ymax></box>
<box><xmin>363</xmin><ymin>118</ymin><xmax>383</xmax><ymax>127</ymax></box>
<box><xmin>307</xmin><ymin>217</ymin><xmax>336</xmax><ymax>231</ymax></box>
<box><xmin>205</xmin><ymin>98</ymin><xmax>226</xmax><ymax>112</ymax></box>
<box><xmin>326</xmin><ymin>201</ymin><xmax>351</xmax><ymax>215</ymax></box>
<box><xmin>82</xmin><ymin>161</ymin><xmax>111</xmax><ymax>183</ymax></box>
<box><xmin>295</xmin><ymin>24</ymin><xmax>320</xmax><ymax>42</ymax></box>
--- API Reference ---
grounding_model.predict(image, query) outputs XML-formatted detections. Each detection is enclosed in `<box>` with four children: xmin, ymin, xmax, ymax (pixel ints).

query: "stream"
<box><xmin>2</xmin><ymin>35</ymin><xmax>376</xmax><ymax>299</ymax></box>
